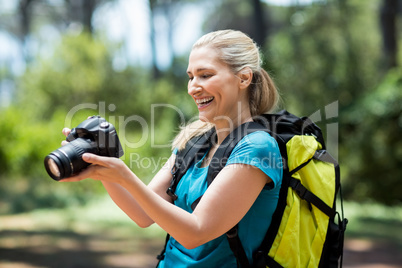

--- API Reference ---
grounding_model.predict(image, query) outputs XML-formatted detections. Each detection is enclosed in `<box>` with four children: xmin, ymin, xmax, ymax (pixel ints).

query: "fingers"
<box><xmin>61</xmin><ymin>140</ymin><xmax>69</xmax><ymax>146</ymax></box>
<box><xmin>57</xmin><ymin>154</ymin><xmax>110</xmax><ymax>183</ymax></box>
<box><xmin>61</xmin><ymin>128</ymin><xmax>71</xmax><ymax>146</ymax></box>
<box><xmin>58</xmin><ymin>156</ymin><xmax>118</xmax><ymax>183</ymax></box>
<box><xmin>59</xmin><ymin>167</ymin><xmax>94</xmax><ymax>182</ymax></box>
<box><xmin>59</xmin><ymin>160</ymin><xmax>102</xmax><ymax>181</ymax></box>
<box><xmin>59</xmin><ymin>176</ymin><xmax>83</xmax><ymax>182</ymax></box>
<box><xmin>82</xmin><ymin>153</ymin><xmax>103</xmax><ymax>165</ymax></box>
<box><xmin>62</xmin><ymin>128</ymin><xmax>71</xmax><ymax>137</ymax></box>
<box><xmin>82</xmin><ymin>153</ymin><xmax>121</xmax><ymax>168</ymax></box>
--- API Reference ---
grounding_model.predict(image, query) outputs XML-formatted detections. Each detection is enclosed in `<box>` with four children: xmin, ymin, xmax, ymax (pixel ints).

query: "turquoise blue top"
<box><xmin>158</xmin><ymin>131</ymin><xmax>283</xmax><ymax>267</ymax></box>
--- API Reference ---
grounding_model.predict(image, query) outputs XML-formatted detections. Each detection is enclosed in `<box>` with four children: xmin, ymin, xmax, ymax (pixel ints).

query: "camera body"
<box><xmin>44</xmin><ymin>116</ymin><xmax>124</xmax><ymax>181</ymax></box>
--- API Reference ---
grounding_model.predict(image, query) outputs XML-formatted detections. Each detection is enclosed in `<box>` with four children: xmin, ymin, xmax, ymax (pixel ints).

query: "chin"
<box><xmin>198</xmin><ymin>114</ymin><xmax>214</xmax><ymax>124</ymax></box>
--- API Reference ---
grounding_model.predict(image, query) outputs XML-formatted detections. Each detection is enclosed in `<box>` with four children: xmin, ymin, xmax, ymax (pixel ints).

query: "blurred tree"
<box><xmin>148</xmin><ymin>0</ymin><xmax>161</xmax><ymax>79</ymax></box>
<box><xmin>66</xmin><ymin>0</ymin><xmax>97</xmax><ymax>33</ymax></box>
<box><xmin>147</xmin><ymin>0</ymin><xmax>202</xmax><ymax>78</ymax></box>
<box><xmin>203</xmin><ymin>0</ymin><xmax>274</xmax><ymax>47</ymax></box>
<box><xmin>18</xmin><ymin>0</ymin><xmax>34</xmax><ymax>61</ymax></box>
<box><xmin>252</xmin><ymin>0</ymin><xmax>266</xmax><ymax>46</ymax></box>
<box><xmin>1</xmin><ymin>30</ymin><xmax>184</xmax><ymax>213</ymax></box>
<box><xmin>379</xmin><ymin>0</ymin><xmax>399</xmax><ymax>69</ymax></box>
<box><xmin>0</xmin><ymin>106</ymin><xmax>100</xmax><ymax>213</ymax></box>
<box><xmin>13</xmin><ymin>0</ymin><xmax>114</xmax><ymax>63</ymax></box>
<box><xmin>1</xmin><ymin>0</ymin><xmax>401</xmax><ymax>210</ymax></box>
<box><xmin>266</xmin><ymin>0</ymin><xmax>401</xmax><ymax>204</ymax></box>
<box><xmin>344</xmin><ymin>68</ymin><xmax>402</xmax><ymax>205</ymax></box>
<box><xmin>17</xmin><ymin>32</ymin><xmax>152</xmax><ymax>121</ymax></box>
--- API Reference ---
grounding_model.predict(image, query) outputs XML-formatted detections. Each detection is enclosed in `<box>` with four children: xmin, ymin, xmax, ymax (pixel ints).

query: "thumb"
<box><xmin>82</xmin><ymin>153</ymin><xmax>103</xmax><ymax>165</ymax></box>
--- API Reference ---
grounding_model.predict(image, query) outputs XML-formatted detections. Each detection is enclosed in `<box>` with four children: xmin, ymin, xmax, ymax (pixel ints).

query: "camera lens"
<box><xmin>44</xmin><ymin>139</ymin><xmax>95</xmax><ymax>181</ymax></box>
<box><xmin>46</xmin><ymin>158</ymin><xmax>61</xmax><ymax>178</ymax></box>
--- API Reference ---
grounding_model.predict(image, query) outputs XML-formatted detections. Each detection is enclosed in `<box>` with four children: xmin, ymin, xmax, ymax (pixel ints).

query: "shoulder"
<box><xmin>227</xmin><ymin>131</ymin><xmax>283</xmax><ymax>188</ymax></box>
<box><xmin>232</xmin><ymin>131</ymin><xmax>279</xmax><ymax>156</ymax></box>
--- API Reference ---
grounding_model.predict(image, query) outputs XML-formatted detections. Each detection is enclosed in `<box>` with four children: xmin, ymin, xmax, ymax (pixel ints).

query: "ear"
<box><xmin>237</xmin><ymin>67</ymin><xmax>253</xmax><ymax>90</ymax></box>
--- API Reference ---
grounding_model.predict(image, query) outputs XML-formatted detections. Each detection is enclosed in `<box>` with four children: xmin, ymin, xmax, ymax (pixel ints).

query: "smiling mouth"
<box><xmin>196</xmin><ymin>97</ymin><xmax>214</xmax><ymax>107</ymax></box>
<box><xmin>196</xmin><ymin>97</ymin><xmax>214</xmax><ymax>109</ymax></box>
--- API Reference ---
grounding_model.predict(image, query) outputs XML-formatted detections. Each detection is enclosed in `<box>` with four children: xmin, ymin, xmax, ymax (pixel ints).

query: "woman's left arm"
<box><xmin>63</xmin><ymin>153</ymin><xmax>270</xmax><ymax>249</ymax></box>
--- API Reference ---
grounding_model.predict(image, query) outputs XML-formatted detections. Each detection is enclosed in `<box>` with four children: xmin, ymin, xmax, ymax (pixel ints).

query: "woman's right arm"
<box><xmin>101</xmin><ymin>153</ymin><xmax>175</xmax><ymax>228</ymax></box>
<box><xmin>62</xmin><ymin>128</ymin><xmax>175</xmax><ymax>228</ymax></box>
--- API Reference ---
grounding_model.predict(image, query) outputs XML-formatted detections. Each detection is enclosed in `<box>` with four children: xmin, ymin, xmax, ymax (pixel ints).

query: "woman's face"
<box><xmin>187</xmin><ymin>46</ymin><xmax>246</xmax><ymax>126</ymax></box>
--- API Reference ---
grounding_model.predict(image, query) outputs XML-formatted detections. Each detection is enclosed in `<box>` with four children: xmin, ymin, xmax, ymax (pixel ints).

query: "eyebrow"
<box><xmin>186</xmin><ymin>68</ymin><xmax>213</xmax><ymax>75</ymax></box>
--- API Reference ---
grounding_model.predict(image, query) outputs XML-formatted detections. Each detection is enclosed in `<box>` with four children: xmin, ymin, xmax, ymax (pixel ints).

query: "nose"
<box><xmin>188</xmin><ymin>78</ymin><xmax>202</xmax><ymax>96</ymax></box>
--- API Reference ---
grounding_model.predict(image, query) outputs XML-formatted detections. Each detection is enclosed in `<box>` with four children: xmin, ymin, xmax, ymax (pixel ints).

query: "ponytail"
<box><xmin>249</xmin><ymin>69</ymin><xmax>279</xmax><ymax>116</ymax></box>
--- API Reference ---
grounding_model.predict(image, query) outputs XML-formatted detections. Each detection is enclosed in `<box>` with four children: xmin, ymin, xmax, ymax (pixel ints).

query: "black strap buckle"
<box><xmin>166</xmin><ymin>187</ymin><xmax>178</xmax><ymax>201</ymax></box>
<box><xmin>166</xmin><ymin>166</ymin><xmax>180</xmax><ymax>201</ymax></box>
<box><xmin>292</xmin><ymin>179</ymin><xmax>307</xmax><ymax>200</ymax></box>
<box><xmin>171</xmin><ymin>164</ymin><xmax>179</xmax><ymax>176</ymax></box>
<box><xmin>156</xmin><ymin>253</ymin><xmax>165</xmax><ymax>261</ymax></box>
<box><xmin>226</xmin><ymin>226</ymin><xmax>238</xmax><ymax>239</ymax></box>
<box><xmin>253</xmin><ymin>251</ymin><xmax>268</xmax><ymax>268</ymax></box>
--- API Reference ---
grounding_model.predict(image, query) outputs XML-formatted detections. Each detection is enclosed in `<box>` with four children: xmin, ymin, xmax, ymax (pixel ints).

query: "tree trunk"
<box><xmin>380</xmin><ymin>0</ymin><xmax>398</xmax><ymax>69</ymax></box>
<box><xmin>252</xmin><ymin>0</ymin><xmax>266</xmax><ymax>47</ymax></box>
<box><xmin>65</xmin><ymin>0</ymin><xmax>97</xmax><ymax>34</ymax></box>
<box><xmin>19</xmin><ymin>0</ymin><xmax>34</xmax><ymax>62</ymax></box>
<box><xmin>82</xmin><ymin>0</ymin><xmax>96</xmax><ymax>33</ymax></box>
<box><xmin>149</xmin><ymin>0</ymin><xmax>161</xmax><ymax>79</ymax></box>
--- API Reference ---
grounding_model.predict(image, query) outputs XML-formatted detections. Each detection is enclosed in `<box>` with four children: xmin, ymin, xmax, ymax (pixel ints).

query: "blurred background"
<box><xmin>0</xmin><ymin>0</ymin><xmax>401</xmax><ymax>267</ymax></box>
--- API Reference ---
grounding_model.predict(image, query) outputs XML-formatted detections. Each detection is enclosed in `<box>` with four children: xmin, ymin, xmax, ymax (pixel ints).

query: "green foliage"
<box><xmin>343</xmin><ymin>68</ymin><xmax>402</xmax><ymax>205</ymax></box>
<box><xmin>259</xmin><ymin>0</ymin><xmax>401</xmax><ymax>204</ymax></box>
<box><xmin>1</xmin><ymin>31</ymin><xmax>192</xmax><ymax>214</ymax></box>
<box><xmin>345</xmin><ymin>201</ymin><xmax>402</xmax><ymax>245</ymax></box>
<box><xmin>266</xmin><ymin>0</ymin><xmax>382</xmax><ymax>113</ymax></box>
<box><xmin>1</xmin><ymin>0</ymin><xmax>401</xmax><ymax>214</ymax></box>
<box><xmin>0</xmin><ymin>107</ymin><xmax>59</xmax><ymax>175</ymax></box>
<box><xmin>0</xmin><ymin>106</ymin><xmax>102</xmax><ymax>213</ymax></box>
<box><xmin>17</xmin><ymin>32</ymin><xmax>151</xmax><ymax>121</ymax></box>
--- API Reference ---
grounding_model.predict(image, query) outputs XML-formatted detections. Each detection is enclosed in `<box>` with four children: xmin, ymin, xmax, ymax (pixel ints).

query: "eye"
<box><xmin>201</xmin><ymin>74</ymin><xmax>212</xmax><ymax>79</ymax></box>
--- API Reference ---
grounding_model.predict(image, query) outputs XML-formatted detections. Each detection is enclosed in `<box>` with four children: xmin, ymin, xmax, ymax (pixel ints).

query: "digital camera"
<box><xmin>44</xmin><ymin>116</ymin><xmax>124</xmax><ymax>181</ymax></box>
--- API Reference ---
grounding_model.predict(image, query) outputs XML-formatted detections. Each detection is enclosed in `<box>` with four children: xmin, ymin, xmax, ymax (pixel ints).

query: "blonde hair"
<box><xmin>172</xmin><ymin>29</ymin><xmax>279</xmax><ymax>150</ymax></box>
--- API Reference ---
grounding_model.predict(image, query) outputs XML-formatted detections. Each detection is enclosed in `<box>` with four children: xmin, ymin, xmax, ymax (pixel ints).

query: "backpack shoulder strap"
<box><xmin>166</xmin><ymin>128</ymin><xmax>215</xmax><ymax>200</ymax></box>
<box><xmin>190</xmin><ymin>121</ymin><xmax>266</xmax><ymax>268</ymax></box>
<box><xmin>207</xmin><ymin>121</ymin><xmax>266</xmax><ymax>185</ymax></box>
<box><xmin>190</xmin><ymin>121</ymin><xmax>266</xmax><ymax>209</ymax></box>
<box><xmin>157</xmin><ymin>128</ymin><xmax>215</xmax><ymax>265</ymax></box>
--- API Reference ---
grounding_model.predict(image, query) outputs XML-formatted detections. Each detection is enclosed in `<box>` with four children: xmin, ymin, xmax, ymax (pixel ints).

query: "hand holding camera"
<box><xmin>44</xmin><ymin>116</ymin><xmax>124</xmax><ymax>181</ymax></box>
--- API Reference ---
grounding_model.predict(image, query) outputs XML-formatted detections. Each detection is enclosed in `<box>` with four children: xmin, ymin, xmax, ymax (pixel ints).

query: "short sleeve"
<box><xmin>226</xmin><ymin>131</ymin><xmax>283</xmax><ymax>189</ymax></box>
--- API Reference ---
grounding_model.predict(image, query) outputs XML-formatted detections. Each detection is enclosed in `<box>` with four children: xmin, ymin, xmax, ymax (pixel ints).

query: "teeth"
<box><xmin>196</xmin><ymin>97</ymin><xmax>214</xmax><ymax>104</ymax></box>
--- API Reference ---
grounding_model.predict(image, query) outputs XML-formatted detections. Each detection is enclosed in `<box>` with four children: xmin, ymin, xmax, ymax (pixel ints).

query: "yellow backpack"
<box><xmin>256</xmin><ymin>111</ymin><xmax>348</xmax><ymax>268</ymax></box>
<box><xmin>162</xmin><ymin>110</ymin><xmax>348</xmax><ymax>267</ymax></box>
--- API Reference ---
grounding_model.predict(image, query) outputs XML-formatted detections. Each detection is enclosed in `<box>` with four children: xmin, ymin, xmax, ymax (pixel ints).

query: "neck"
<box><xmin>213</xmin><ymin>109</ymin><xmax>253</xmax><ymax>145</ymax></box>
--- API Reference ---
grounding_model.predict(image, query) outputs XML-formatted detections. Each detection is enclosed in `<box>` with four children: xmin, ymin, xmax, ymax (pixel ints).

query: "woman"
<box><xmin>61</xmin><ymin>29</ymin><xmax>283</xmax><ymax>267</ymax></box>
